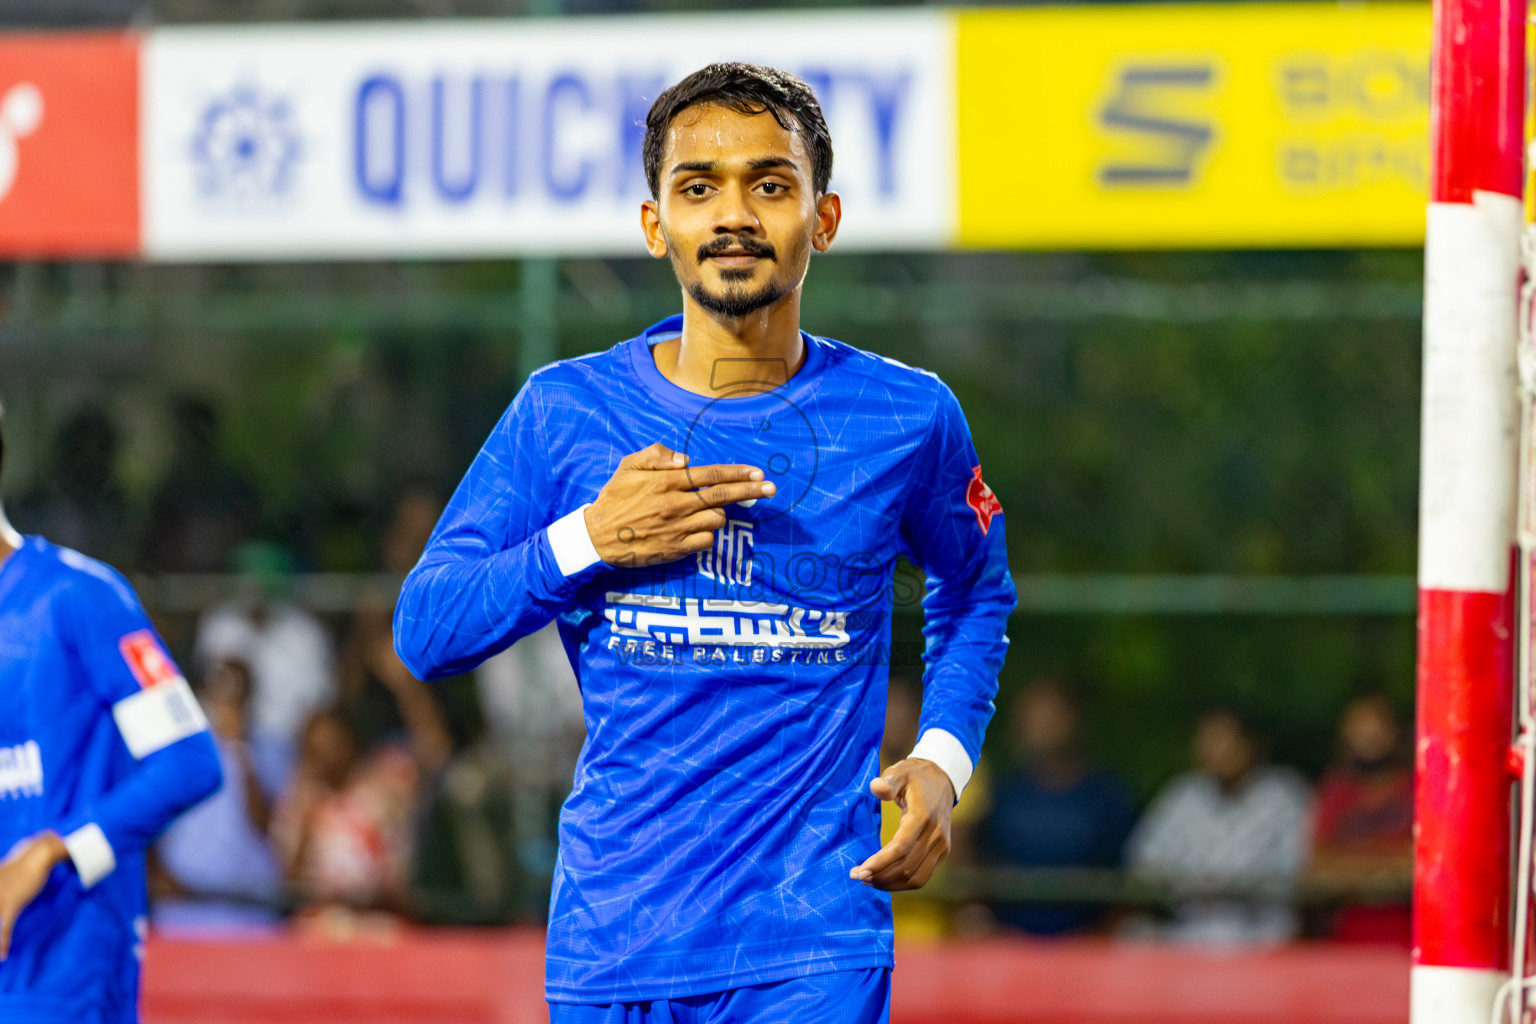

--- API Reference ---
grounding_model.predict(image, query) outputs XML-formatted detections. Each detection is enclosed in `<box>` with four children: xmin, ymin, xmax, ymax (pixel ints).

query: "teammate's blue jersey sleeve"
<box><xmin>394</xmin><ymin>381</ymin><xmax>601</xmax><ymax>680</ymax></box>
<box><xmin>53</xmin><ymin>563</ymin><xmax>222</xmax><ymax>886</ymax></box>
<box><xmin>899</xmin><ymin>381</ymin><xmax>1017</xmax><ymax>790</ymax></box>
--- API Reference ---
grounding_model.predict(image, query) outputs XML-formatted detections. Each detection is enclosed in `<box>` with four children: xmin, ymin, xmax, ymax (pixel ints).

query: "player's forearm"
<box><xmin>57</xmin><ymin>733</ymin><xmax>222</xmax><ymax>887</ymax></box>
<box><xmin>394</xmin><ymin>516</ymin><xmax>599</xmax><ymax>680</ymax></box>
<box><xmin>912</xmin><ymin>532</ymin><xmax>1017</xmax><ymax>791</ymax></box>
<box><xmin>908</xmin><ymin>662</ymin><xmax>996</xmax><ymax>801</ymax></box>
<box><xmin>234</xmin><ymin>742</ymin><xmax>272</xmax><ymax>832</ymax></box>
<box><xmin>391</xmin><ymin>675</ymin><xmax>453</xmax><ymax>773</ymax></box>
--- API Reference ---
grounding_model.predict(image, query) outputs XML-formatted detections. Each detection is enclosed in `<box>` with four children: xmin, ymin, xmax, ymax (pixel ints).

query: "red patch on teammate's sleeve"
<box><xmin>965</xmin><ymin>465</ymin><xmax>1004</xmax><ymax>536</ymax></box>
<box><xmin>119</xmin><ymin>630</ymin><xmax>178</xmax><ymax>689</ymax></box>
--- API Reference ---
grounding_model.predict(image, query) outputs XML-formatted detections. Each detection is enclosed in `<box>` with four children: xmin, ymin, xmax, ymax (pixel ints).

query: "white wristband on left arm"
<box><xmin>908</xmin><ymin>728</ymin><xmax>974</xmax><ymax>802</ymax></box>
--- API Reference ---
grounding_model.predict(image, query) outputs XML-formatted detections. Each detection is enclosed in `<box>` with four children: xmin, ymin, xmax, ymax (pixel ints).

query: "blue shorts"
<box><xmin>548</xmin><ymin>968</ymin><xmax>891</xmax><ymax>1024</ymax></box>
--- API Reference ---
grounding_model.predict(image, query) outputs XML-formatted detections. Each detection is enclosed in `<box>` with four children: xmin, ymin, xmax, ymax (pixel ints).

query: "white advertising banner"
<box><xmin>142</xmin><ymin>13</ymin><xmax>953</xmax><ymax>260</ymax></box>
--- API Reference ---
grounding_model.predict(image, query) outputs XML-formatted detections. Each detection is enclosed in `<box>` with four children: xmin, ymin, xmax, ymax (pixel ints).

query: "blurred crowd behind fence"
<box><xmin>0</xmin><ymin>0</ymin><xmax>1428</xmax><ymax>950</ymax></box>
<box><xmin>0</xmin><ymin>247</ymin><xmax>1423</xmax><ymax>942</ymax></box>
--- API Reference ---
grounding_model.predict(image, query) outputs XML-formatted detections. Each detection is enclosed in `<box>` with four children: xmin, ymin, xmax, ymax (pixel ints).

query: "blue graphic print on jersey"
<box><xmin>395</xmin><ymin>317</ymin><xmax>1016</xmax><ymax>1002</ymax></box>
<box><xmin>0</xmin><ymin>537</ymin><xmax>222</xmax><ymax>1024</ymax></box>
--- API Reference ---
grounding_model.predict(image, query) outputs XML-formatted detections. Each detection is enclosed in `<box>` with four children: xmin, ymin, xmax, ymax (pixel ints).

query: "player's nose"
<box><xmin>711</xmin><ymin>183</ymin><xmax>760</xmax><ymax>235</ymax></box>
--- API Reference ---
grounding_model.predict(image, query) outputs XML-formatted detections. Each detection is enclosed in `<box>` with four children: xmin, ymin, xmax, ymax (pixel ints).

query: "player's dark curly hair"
<box><xmin>643</xmin><ymin>62</ymin><xmax>834</xmax><ymax>200</ymax></box>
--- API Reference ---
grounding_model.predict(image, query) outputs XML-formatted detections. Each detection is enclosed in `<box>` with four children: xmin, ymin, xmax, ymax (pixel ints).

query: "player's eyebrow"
<box><xmin>669</xmin><ymin>157</ymin><xmax>800</xmax><ymax>177</ymax></box>
<box><xmin>747</xmin><ymin>157</ymin><xmax>798</xmax><ymax>173</ymax></box>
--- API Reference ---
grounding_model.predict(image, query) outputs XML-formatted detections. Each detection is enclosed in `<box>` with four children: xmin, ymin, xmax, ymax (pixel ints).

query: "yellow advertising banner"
<box><xmin>956</xmin><ymin>3</ymin><xmax>1431</xmax><ymax>248</ymax></box>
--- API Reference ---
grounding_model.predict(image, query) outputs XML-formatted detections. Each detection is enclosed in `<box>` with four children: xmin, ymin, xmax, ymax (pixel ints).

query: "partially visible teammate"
<box><xmin>396</xmin><ymin>64</ymin><xmax>1015</xmax><ymax>1021</ymax></box>
<box><xmin>0</xmin><ymin>401</ymin><xmax>223</xmax><ymax>1024</ymax></box>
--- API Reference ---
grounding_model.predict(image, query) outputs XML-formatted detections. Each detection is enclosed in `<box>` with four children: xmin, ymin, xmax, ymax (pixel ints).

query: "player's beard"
<box><xmin>681</xmin><ymin>234</ymin><xmax>796</xmax><ymax>319</ymax></box>
<box><xmin>687</xmin><ymin>273</ymin><xmax>789</xmax><ymax>319</ymax></box>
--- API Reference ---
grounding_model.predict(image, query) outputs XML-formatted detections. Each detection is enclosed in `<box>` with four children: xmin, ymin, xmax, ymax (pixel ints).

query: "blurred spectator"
<box><xmin>1309</xmin><ymin>695</ymin><xmax>1413</xmax><ymax>946</ymax></box>
<box><xmin>341</xmin><ymin>487</ymin><xmax>443</xmax><ymax>750</ymax></box>
<box><xmin>12</xmin><ymin>406</ymin><xmax>130</xmax><ymax>566</ymax></box>
<box><xmin>475</xmin><ymin>621</ymin><xmax>585</xmax><ymax>796</ymax></box>
<box><xmin>139</xmin><ymin>396</ymin><xmax>260</xmax><ymax>573</ymax></box>
<box><xmin>194</xmin><ymin>541</ymin><xmax>337</xmax><ymax>795</ymax></box>
<box><xmin>984</xmin><ymin>677</ymin><xmax>1135</xmax><ymax>936</ymax></box>
<box><xmin>152</xmin><ymin>660</ymin><xmax>285</xmax><ymax>934</ymax></box>
<box><xmin>271</xmin><ymin>660</ymin><xmax>450</xmax><ymax>918</ymax></box>
<box><xmin>1126</xmin><ymin>708</ymin><xmax>1312</xmax><ymax>946</ymax></box>
<box><xmin>441</xmin><ymin>621</ymin><xmax>585</xmax><ymax>919</ymax></box>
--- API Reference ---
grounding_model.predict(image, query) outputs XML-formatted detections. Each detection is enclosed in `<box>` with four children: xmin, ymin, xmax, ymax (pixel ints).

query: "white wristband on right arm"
<box><xmin>547</xmin><ymin>503</ymin><xmax>603</xmax><ymax>577</ymax></box>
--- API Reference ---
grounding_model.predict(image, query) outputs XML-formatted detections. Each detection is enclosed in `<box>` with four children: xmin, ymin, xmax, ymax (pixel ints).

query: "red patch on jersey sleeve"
<box><xmin>965</xmin><ymin>465</ymin><xmax>1004</xmax><ymax>536</ymax></box>
<box><xmin>119</xmin><ymin>630</ymin><xmax>178</xmax><ymax>689</ymax></box>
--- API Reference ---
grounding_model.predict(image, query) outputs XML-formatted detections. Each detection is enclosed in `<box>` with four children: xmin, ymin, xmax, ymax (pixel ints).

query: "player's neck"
<box><xmin>658</xmin><ymin>289</ymin><xmax>806</xmax><ymax>397</ymax></box>
<box><xmin>0</xmin><ymin>505</ymin><xmax>21</xmax><ymax>564</ymax></box>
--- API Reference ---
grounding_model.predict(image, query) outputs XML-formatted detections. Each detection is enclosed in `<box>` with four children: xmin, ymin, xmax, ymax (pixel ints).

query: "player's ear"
<box><xmin>812</xmin><ymin>191</ymin><xmax>841</xmax><ymax>253</ymax></box>
<box><xmin>641</xmin><ymin>200</ymin><xmax>668</xmax><ymax>259</ymax></box>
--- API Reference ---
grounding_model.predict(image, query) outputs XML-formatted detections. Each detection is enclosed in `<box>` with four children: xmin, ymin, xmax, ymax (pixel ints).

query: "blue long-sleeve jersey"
<box><xmin>395</xmin><ymin>316</ymin><xmax>1016</xmax><ymax>1002</ymax></box>
<box><xmin>0</xmin><ymin>536</ymin><xmax>222</xmax><ymax>1024</ymax></box>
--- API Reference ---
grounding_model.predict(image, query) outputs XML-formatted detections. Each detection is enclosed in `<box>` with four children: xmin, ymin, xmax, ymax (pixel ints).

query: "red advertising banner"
<box><xmin>0</xmin><ymin>32</ymin><xmax>139</xmax><ymax>257</ymax></box>
<box><xmin>140</xmin><ymin>931</ymin><xmax>1409</xmax><ymax>1024</ymax></box>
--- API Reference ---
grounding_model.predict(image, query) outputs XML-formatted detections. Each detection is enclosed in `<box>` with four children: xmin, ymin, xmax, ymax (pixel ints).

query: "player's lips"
<box><xmin>708</xmin><ymin>252</ymin><xmax>765</xmax><ymax>267</ymax></box>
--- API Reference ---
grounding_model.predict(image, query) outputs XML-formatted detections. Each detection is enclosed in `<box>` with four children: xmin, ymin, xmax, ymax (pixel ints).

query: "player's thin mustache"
<box><xmin>697</xmin><ymin>237</ymin><xmax>776</xmax><ymax>262</ymax></box>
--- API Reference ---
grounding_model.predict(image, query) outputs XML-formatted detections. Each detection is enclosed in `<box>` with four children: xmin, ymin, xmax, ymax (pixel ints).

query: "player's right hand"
<box><xmin>0</xmin><ymin>830</ymin><xmax>68</xmax><ymax>960</ymax></box>
<box><xmin>584</xmin><ymin>443</ymin><xmax>774</xmax><ymax>566</ymax></box>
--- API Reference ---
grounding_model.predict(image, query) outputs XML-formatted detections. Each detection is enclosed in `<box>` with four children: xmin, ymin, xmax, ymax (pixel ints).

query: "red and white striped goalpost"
<box><xmin>1415</xmin><ymin>0</ymin><xmax>1526</xmax><ymax>1015</ymax></box>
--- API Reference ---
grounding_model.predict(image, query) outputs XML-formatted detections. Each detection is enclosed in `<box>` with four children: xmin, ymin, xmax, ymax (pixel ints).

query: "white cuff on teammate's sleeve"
<box><xmin>547</xmin><ymin>504</ymin><xmax>604</xmax><ymax>577</ymax></box>
<box><xmin>909</xmin><ymin>728</ymin><xmax>974</xmax><ymax>802</ymax></box>
<box><xmin>63</xmin><ymin>823</ymin><xmax>116</xmax><ymax>888</ymax></box>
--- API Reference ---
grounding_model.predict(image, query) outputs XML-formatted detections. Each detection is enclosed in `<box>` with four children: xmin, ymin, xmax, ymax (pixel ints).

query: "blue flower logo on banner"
<box><xmin>191</xmin><ymin>84</ymin><xmax>300</xmax><ymax>202</ymax></box>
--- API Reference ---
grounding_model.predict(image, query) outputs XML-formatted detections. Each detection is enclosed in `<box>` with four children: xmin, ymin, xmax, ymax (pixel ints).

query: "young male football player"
<box><xmin>0</xmin><ymin>402</ymin><xmax>223</xmax><ymax>1024</ymax></box>
<box><xmin>395</xmin><ymin>63</ymin><xmax>1015</xmax><ymax>1021</ymax></box>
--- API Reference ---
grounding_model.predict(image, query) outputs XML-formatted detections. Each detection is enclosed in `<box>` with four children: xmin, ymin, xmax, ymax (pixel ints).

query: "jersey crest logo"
<box><xmin>119</xmin><ymin>630</ymin><xmax>178</xmax><ymax>689</ymax></box>
<box><xmin>966</xmin><ymin>465</ymin><xmax>1003</xmax><ymax>536</ymax></box>
<box><xmin>697</xmin><ymin>518</ymin><xmax>755</xmax><ymax>587</ymax></box>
